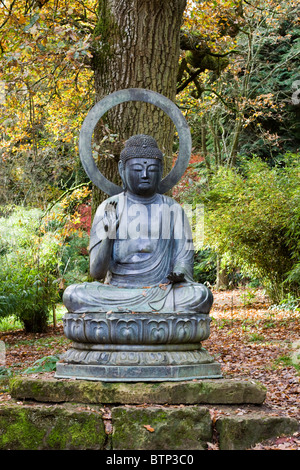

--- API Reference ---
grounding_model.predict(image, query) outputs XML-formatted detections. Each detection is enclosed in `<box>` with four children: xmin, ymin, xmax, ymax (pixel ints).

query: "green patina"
<box><xmin>1</xmin><ymin>377</ymin><xmax>298</xmax><ymax>450</ymax></box>
<box><xmin>9</xmin><ymin>376</ymin><xmax>267</xmax><ymax>405</ymax></box>
<box><xmin>45</xmin><ymin>410</ymin><xmax>104</xmax><ymax>450</ymax></box>
<box><xmin>0</xmin><ymin>404</ymin><xmax>106</xmax><ymax>450</ymax></box>
<box><xmin>216</xmin><ymin>414</ymin><xmax>299</xmax><ymax>450</ymax></box>
<box><xmin>0</xmin><ymin>407</ymin><xmax>45</xmax><ymax>450</ymax></box>
<box><xmin>111</xmin><ymin>406</ymin><xmax>212</xmax><ymax>451</ymax></box>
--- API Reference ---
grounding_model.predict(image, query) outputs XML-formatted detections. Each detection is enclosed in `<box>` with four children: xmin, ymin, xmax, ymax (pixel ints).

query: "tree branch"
<box><xmin>42</xmin><ymin>182</ymin><xmax>92</xmax><ymax>219</ymax></box>
<box><xmin>0</xmin><ymin>0</ymin><xmax>17</xmax><ymax>30</ymax></box>
<box><xmin>177</xmin><ymin>67</ymin><xmax>203</xmax><ymax>93</ymax></box>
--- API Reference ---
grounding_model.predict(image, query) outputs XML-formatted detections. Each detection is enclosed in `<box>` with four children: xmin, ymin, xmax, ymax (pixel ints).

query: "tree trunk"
<box><xmin>215</xmin><ymin>255</ymin><xmax>229</xmax><ymax>290</ymax></box>
<box><xmin>91</xmin><ymin>0</ymin><xmax>187</xmax><ymax>214</ymax></box>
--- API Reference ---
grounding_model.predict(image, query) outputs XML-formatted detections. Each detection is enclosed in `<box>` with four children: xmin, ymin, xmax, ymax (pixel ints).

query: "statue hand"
<box><xmin>103</xmin><ymin>201</ymin><xmax>119</xmax><ymax>238</ymax></box>
<box><xmin>167</xmin><ymin>272</ymin><xmax>185</xmax><ymax>284</ymax></box>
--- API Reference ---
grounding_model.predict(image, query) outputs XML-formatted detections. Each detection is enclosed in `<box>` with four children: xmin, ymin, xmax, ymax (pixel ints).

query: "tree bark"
<box><xmin>91</xmin><ymin>0</ymin><xmax>187</xmax><ymax>213</ymax></box>
<box><xmin>215</xmin><ymin>255</ymin><xmax>229</xmax><ymax>290</ymax></box>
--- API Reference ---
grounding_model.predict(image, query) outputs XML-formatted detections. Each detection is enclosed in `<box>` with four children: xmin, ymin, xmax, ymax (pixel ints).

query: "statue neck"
<box><xmin>124</xmin><ymin>190</ymin><xmax>160</xmax><ymax>204</ymax></box>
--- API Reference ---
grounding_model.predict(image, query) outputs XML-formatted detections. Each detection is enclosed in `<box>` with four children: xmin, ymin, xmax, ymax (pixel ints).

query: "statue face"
<box><xmin>122</xmin><ymin>157</ymin><xmax>162</xmax><ymax>196</ymax></box>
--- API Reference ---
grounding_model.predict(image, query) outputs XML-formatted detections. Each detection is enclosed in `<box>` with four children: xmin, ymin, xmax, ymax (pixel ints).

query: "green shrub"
<box><xmin>197</xmin><ymin>155</ymin><xmax>300</xmax><ymax>303</ymax></box>
<box><xmin>58</xmin><ymin>231</ymin><xmax>90</xmax><ymax>287</ymax></box>
<box><xmin>0</xmin><ymin>206</ymin><xmax>60</xmax><ymax>332</ymax></box>
<box><xmin>22</xmin><ymin>355</ymin><xmax>59</xmax><ymax>374</ymax></box>
<box><xmin>0</xmin><ymin>202</ymin><xmax>91</xmax><ymax>332</ymax></box>
<box><xmin>193</xmin><ymin>248</ymin><xmax>217</xmax><ymax>285</ymax></box>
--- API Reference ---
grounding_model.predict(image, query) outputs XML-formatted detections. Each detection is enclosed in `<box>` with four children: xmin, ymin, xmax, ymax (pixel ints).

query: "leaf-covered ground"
<box><xmin>0</xmin><ymin>288</ymin><xmax>299</xmax><ymax>450</ymax></box>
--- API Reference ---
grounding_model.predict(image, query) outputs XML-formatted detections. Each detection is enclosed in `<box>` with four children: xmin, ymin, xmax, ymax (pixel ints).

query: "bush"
<box><xmin>193</xmin><ymin>248</ymin><xmax>217</xmax><ymax>285</ymax></box>
<box><xmin>58</xmin><ymin>231</ymin><xmax>90</xmax><ymax>287</ymax></box>
<box><xmin>0</xmin><ymin>207</ymin><xmax>60</xmax><ymax>332</ymax></box>
<box><xmin>0</xmin><ymin>194</ymin><xmax>91</xmax><ymax>332</ymax></box>
<box><xmin>42</xmin><ymin>187</ymin><xmax>91</xmax><ymax>290</ymax></box>
<box><xmin>198</xmin><ymin>155</ymin><xmax>300</xmax><ymax>303</ymax></box>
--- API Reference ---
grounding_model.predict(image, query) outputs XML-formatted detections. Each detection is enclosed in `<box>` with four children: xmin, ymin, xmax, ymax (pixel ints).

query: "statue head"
<box><xmin>118</xmin><ymin>135</ymin><xmax>163</xmax><ymax>197</ymax></box>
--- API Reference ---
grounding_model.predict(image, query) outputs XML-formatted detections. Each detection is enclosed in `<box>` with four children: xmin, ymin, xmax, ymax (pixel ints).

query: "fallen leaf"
<box><xmin>143</xmin><ymin>425</ymin><xmax>155</xmax><ymax>432</ymax></box>
<box><xmin>104</xmin><ymin>421</ymin><xmax>113</xmax><ymax>434</ymax></box>
<box><xmin>159</xmin><ymin>283</ymin><xmax>168</xmax><ymax>290</ymax></box>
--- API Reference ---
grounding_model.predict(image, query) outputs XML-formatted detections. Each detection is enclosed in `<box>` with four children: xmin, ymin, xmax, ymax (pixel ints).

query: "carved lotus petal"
<box><xmin>114</xmin><ymin>320</ymin><xmax>139</xmax><ymax>343</ymax></box>
<box><xmin>147</xmin><ymin>320</ymin><xmax>169</xmax><ymax>343</ymax></box>
<box><xmin>86</xmin><ymin>319</ymin><xmax>110</xmax><ymax>343</ymax></box>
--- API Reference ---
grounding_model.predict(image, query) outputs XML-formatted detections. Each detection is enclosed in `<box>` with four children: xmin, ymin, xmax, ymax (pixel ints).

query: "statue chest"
<box><xmin>113</xmin><ymin>237</ymin><xmax>159</xmax><ymax>263</ymax></box>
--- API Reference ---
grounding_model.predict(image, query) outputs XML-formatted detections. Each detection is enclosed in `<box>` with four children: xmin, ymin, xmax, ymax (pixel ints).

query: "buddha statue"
<box><xmin>63</xmin><ymin>134</ymin><xmax>213</xmax><ymax>316</ymax></box>
<box><xmin>56</xmin><ymin>133</ymin><xmax>221</xmax><ymax>381</ymax></box>
<box><xmin>55</xmin><ymin>89</ymin><xmax>222</xmax><ymax>381</ymax></box>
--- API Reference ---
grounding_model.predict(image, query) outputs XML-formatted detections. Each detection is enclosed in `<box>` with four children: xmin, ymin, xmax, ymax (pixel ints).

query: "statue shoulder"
<box><xmin>161</xmin><ymin>194</ymin><xmax>183</xmax><ymax>209</ymax></box>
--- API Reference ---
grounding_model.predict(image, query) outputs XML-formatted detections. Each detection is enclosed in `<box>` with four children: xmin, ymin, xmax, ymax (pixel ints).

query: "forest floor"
<box><xmin>0</xmin><ymin>288</ymin><xmax>299</xmax><ymax>450</ymax></box>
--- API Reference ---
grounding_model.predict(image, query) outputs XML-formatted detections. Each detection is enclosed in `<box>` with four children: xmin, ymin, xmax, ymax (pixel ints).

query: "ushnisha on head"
<box><xmin>118</xmin><ymin>135</ymin><xmax>163</xmax><ymax>197</ymax></box>
<box><xmin>119</xmin><ymin>134</ymin><xmax>163</xmax><ymax>164</ymax></box>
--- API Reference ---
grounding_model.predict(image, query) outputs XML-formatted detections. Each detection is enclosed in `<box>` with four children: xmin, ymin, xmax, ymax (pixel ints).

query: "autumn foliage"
<box><xmin>0</xmin><ymin>0</ymin><xmax>300</xmax><ymax>326</ymax></box>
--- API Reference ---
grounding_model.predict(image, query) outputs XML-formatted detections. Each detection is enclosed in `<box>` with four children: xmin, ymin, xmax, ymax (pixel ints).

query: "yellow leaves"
<box><xmin>17</xmin><ymin>15</ymin><xmax>27</xmax><ymax>26</ymax></box>
<box><xmin>243</xmin><ymin>93</ymin><xmax>282</xmax><ymax>129</ymax></box>
<box><xmin>0</xmin><ymin>0</ymin><xmax>94</xmax><ymax>171</ymax></box>
<box><xmin>183</xmin><ymin>0</ymin><xmax>239</xmax><ymax>54</ymax></box>
<box><xmin>70</xmin><ymin>211</ymin><xmax>82</xmax><ymax>227</ymax></box>
<box><xmin>42</xmin><ymin>185</ymin><xmax>91</xmax><ymax>240</ymax></box>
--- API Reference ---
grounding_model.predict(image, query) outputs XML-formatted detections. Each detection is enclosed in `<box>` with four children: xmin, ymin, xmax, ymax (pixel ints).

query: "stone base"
<box><xmin>55</xmin><ymin>341</ymin><xmax>222</xmax><ymax>381</ymax></box>
<box><xmin>5</xmin><ymin>376</ymin><xmax>298</xmax><ymax>450</ymax></box>
<box><xmin>9</xmin><ymin>376</ymin><xmax>267</xmax><ymax>404</ymax></box>
<box><xmin>55</xmin><ymin>361</ymin><xmax>222</xmax><ymax>382</ymax></box>
<box><xmin>57</xmin><ymin>311</ymin><xmax>221</xmax><ymax>381</ymax></box>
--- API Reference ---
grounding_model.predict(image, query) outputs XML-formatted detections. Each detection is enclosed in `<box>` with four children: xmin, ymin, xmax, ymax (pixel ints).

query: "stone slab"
<box><xmin>0</xmin><ymin>400</ymin><xmax>298</xmax><ymax>451</ymax></box>
<box><xmin>0</xmin><ymin>404</ymin><xmax>106</xmax><ymax>450</ymax></box>
<box><xmin>9</xmin><ymin>375</ymin><xmax>267</xmax><ymax>405</ymax></box>
<box><xmin>111</xmin><ymin>405</ymin><xmax>212</xmax><ymax>450</ymax></box>
<box><xmin>216</xmin><ymin>412</ymin><xmax>299</xmax><ymax>450</ymax></box>
<box><xmin>2</xmin><ymin>377</ymin><xmax>298</xmax><ymax>451</ymax></box>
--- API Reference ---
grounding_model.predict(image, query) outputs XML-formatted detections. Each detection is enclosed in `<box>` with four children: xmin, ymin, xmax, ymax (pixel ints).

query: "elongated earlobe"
<box><xmin>118</xmin><ymin>160</ymin><xmax>127</xmax><ymax>190</ymax></box>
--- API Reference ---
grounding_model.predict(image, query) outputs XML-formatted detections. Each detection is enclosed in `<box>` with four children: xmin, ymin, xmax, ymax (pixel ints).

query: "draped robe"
<box><xmin>63</xmin><ymin>192</ymin><xmax>213</xmax><ymax>314</ymax></box>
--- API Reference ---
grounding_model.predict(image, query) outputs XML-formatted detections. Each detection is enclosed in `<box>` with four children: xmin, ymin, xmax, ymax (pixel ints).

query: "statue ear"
<box><xmin>159</xmin><ymin>161</ymin><xmax>163</xmax><ymax>178</ymax></box>
<box><xmin>118</xmin><ymin>160</ymin><xmax>126</xmax><ymax>190</ymax></box>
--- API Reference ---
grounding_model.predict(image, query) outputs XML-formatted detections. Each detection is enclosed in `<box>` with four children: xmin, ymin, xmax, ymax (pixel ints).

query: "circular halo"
<box><xmin>79</xmin><ymin>88</ymin><xmax>191</xmax><ymax>195</ymax></box>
